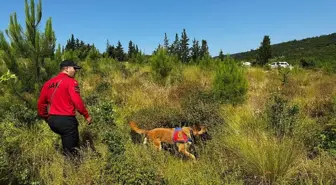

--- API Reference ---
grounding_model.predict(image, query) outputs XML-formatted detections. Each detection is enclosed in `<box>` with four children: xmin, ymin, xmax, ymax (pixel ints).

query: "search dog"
<box><xmin>129</xmin><ymin>121</ymin><xmax>208</xmax><ymax>160</ymax></box>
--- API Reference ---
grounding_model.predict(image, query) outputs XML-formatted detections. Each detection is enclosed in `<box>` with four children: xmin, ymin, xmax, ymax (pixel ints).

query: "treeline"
<box><xmin>231</xmin><ymin>33</ymin><xmax>336</xmax><ymax>68</ymax></box>
<box><xmin>61</xmin><ymin>28</ymin><xmax>225</xmax><ymax>64</ymax></box>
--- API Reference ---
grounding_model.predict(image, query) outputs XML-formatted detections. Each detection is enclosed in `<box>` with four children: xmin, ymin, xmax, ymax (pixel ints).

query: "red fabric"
<box><xmin>173</xmin><ymin>129</ymin><xmax>189</xmax><ymax>143</ymax></box>
<box><xmin>37</xmin><ymin>73</ymin><xmax>89</xmax><ymax>119</ymax></box>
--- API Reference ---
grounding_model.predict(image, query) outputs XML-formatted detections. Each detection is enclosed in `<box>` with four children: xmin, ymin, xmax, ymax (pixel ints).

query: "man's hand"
<box><xmin>86</xmin><ymin>116</ymin><xmax>92</xmax><ymax>125</ymax></box>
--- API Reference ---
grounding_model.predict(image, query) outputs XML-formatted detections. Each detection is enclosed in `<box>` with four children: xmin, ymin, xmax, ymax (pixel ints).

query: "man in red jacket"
<box><xmin>37</xmin><ymin>60</ymin><xmax>92</xmax><ymax>159</ymax></box>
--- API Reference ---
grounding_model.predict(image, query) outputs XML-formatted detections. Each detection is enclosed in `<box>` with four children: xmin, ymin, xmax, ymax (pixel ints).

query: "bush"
<box><xmin>130</xmin><ymin>105</ymin><xmax>184</xmax><ymax>129</ymax></box>
<box><xmin>89</xmin><ymin>101</ymin><xmax>115</xmax><ymax>127</ymax></box>
<box><xmin>102</xmin><ymin>129</ymin><xmax>125</xmax><ymax>158</ymax></box>
<box><xmin>106</xmin><ymin>157</ymin><xmax>167</xmax><ymax>185</ymax></box>
<box><xmin>265</xmin><ymin>94</ymin><xmax>299</xmax><ymax>138</ymax></box>
<box><xmin>300</xmin><ymin>58</ymin><xmax>316</xmax><ymax>69</ymax></box>
<box><xmin>4</xmin><ymin>104</ymin><xmax>38</xmax><ymax>127</ymax></box>
<box><xmin>0</xmin><ymin>149</ymin><xmax>10</xmax><ymax>184</ymax></box>
<box><xmin>213</xmin><ymin>56</ymin><xmax>248</xmax><ymax>105</ymax></box>
<box><xmin>150</xmin><ymin>48</ymin><xmax>178</xmax><ymax>84</ymax></box>
<box><xmin>180</xmin><ymin>88</ymin><xmax>222</xmax><ymax>127</ymax></box>
<box><xmin>318</xmin><ymin>122</ymin><xmax>336</xmax><ymax>156</ymax></box>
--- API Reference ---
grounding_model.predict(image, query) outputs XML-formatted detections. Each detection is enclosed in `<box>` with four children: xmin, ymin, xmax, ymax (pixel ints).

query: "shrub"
<box><xmin>150</xmin><ymin>48</ymin><xmax>178</xmax><ymax>84</ymax></box>
<box><xmin>180</xmin><ymin>88</ymin><xmax>222</xmax><ymax>127</ymax></box>
<box><xmin>106</xmin><ymin>157</ymin><xmax>167</xmax><ymax>185</ymax></box>
<box><xmin>102</xmin><ymin>129</ymin><xmax>125</xmax><ymax>158</ymax></box>
<box><xmin>265</xmin><ymin>94</ymin><xmax>299</xmax><ymax>138</ymax></box>
<box><xmin>318</xmin><ymin>122</ymin><xmax>336</xmax><ymax>156</ymax></box>
<box><xmin>89</xmin><ymin>101</ymin><xmax>115</xmax><ymax>126</ymax></box>
<box><xmin>300</xmin><ymin>58</ymin><xmax>316</xmax><ymax>69</ymax></box>
<box><xmin>130</xmin><ymin>105</ymin><xmax>184</xmax><ymax>129</ymax></box>
<box><xmin>4</xmin><ymin>104</ymin><xmax>38</xmax><ymax>127</ymax></box>
<box><xmin>213</xmin><ymin>56</ymin><xmax>248</xmax><ymax>105</ymax></box>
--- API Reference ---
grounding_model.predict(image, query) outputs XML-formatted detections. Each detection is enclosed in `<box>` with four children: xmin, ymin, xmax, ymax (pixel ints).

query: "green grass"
<box><xmin>0</xmin><ymin>58</ymin><xmax>335</xmax><ymax>184</ymax></box>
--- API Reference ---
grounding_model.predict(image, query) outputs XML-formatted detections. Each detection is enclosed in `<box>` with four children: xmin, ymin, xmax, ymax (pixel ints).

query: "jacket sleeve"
<box><xmin>68</xmin><ymin>79</ymin><xmax>90</xmax><ymax>119</ymax></box>
<box><xmin>37</xmin><ymin>83</ymin><xmax>49</xmax><ymax>118</ymax></box>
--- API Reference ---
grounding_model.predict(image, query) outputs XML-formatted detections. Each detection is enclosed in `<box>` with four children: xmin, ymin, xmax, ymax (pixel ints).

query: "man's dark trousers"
<box><xmin>48</xmin><ymin>115</ymin><xmax>80</xmax><ymax>158</ymax></box>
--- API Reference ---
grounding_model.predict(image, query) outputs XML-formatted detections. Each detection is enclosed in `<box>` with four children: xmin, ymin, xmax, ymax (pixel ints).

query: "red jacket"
<box><xmin>37</xmin><ymin>73</ymin><xmax>90</xmax><ymax>119</ymax></box>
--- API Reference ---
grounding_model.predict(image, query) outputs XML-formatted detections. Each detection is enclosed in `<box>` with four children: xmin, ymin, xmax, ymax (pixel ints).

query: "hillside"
<box><xmin>231</xmin><ymin>33</ymin><xmax>336</xmax><ymax>64</ymax></box>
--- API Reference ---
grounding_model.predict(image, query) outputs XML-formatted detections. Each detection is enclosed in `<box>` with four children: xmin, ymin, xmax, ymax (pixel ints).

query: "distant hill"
<box><xmin>231</xmin><ymin>33</ymin><xmax>336</xmax><ymax>65</ymax></box>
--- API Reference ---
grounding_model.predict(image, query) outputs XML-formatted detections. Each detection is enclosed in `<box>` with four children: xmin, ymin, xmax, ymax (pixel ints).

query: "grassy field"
<box><xmin>0</xmin><ymin>58</ymin><xmax>335</xmax><ymax>185</ymax></box>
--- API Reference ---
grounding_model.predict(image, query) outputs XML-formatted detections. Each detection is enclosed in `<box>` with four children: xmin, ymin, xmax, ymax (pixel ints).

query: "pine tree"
<box><xmin>190</xmin><ymin>38</ymin><xmax>200</xmax><ymax>62</ymax></box>
<box><xmin>218</xmin><ymin>49</ymin><xmax>225</xmax><ymax>61</ymax></box>
<box><xmin>180</xmin><ymin>29</ymin><xmax>190</xmax><ymax>63</ymax></box>
<box><xmin>164</xmin><ymin>33</ymin><xmax>169</xmax><ymax>49</ymax></box>
<box><xmin>55</xmin><ymin>43</ymin><xmax>62</xmax><ymax>62</ymax></box>
<box><xmin>115</xmin><ymin>41</ymin><xmax>125</xmax><ymax>61</ymax></box>
<box><xmin>75</xmin><ymin>38</ymin><xmax>80</xmax><ymax>49</ymax></box>
<box><xmin>87</xmin><ymin>44</ymin><xmax>100</xmax><ymax>60</ymax></box>
<box><xmin>256</xmin><ymin>35</ymin><xmax>272</xmax><ymax>66</ymax></box>
<box><xmin>65</xmin><ymin>34</ymin><xmax>75</xmax><ymax>50</ymax></box>
<box><xmin>170</xmin><ymin>33</ymin><xmax>180</xmax><ymax>57</ymax></box>
<box><xmin>200</xmin><ymin>39</ymin><xmax>209</xmax><ymax>59</ymax></box>
<box><xmin>128</xmin><ymin>40</ymin><xmax>135</xmax><ymax>59</ymax></box>
<box><xmin>0</xmin><ymin>0</ymin><xmax>56</xmax><ymax>108</ymax></box>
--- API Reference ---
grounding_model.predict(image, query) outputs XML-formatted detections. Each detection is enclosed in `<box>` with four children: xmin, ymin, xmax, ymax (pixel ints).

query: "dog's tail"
<box><xmin>129</xmin><ymin>121</ymin><xmax>148</xmax><ymax>134</ymax></box>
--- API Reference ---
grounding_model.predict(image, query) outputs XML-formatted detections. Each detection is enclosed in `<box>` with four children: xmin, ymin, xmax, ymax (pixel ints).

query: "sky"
<box><xmin>0</xmin><ymin>0</ymin><xmax>335</xmax><ymax>56</ymax></box>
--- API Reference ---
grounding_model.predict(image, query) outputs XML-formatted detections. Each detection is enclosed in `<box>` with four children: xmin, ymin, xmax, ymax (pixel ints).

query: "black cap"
<box><xmin>60</xmin><ymin>60</ymin><xmax>82</xmax><ymax>69</ymax></box>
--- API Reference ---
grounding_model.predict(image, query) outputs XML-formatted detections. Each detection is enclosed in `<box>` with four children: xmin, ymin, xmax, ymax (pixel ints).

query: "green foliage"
<box><xmin>265</xmin><ymin>94</ymin><xmax>299</xmax><ymax>138</ymax></box>
<box><xmin>54</xmin><ymin>43</ymin><xmax>62</xmax><ymax>62</ymax></box>
<box><xmin>200</xmin><ymin>39</ymin><xmax>210</xmax><ymax>59</ymax></box>
<box><xmin>190</xmin><ymin>38</ymin><xmax>200</xmax><ymax>62</ymax></box>
<box><xmin>300</xmin><ymin>58</ymin><xmax>316</xmax><ymax>69</ymax></box>
<box><xmin>64</xmin><ymin>34</ymin><xmax>99</xmax><ymax>60</ymax></box>
<box><xmin>4</xmin><ymin>103</ymin><xmax>38</xmax><ymax>127</ymax></box>
<box><xmin>233</xmin><ymin>33</ymin><xmax>336</xmax><ymax>72</ymax></box>
<box><xmin>169</xmin><ymin>33</ymin><xmax>180</xmax><ymax>57</ymax></box>
<box><xmin>102</xmin><ymin>129</ymin><xmax>125</xmax><ymax>157</ymax></box>
<box><xmin>279</xmin><ymin>67</ymin><xmax>292</xmax><ymax>85</ymax></box>
<box><xmin>318</xmin><ymin>123</ymin><xmax>336</xmax><ymax>156</ymax></box>
<box><xmin>0</xmin><ymin>122</ymin><xmax>46</xmax><ymax>185</ymax></box>
<box><xmin>0</xmin><ymin>148</ymin><xmax>10</xmax><ymax>184</ymax></box>
<box><xmin>90</xmin><ymin>101</ymin><xmax>115</xmax><ymax>126</ymax></box>
<box><xmin>86</xmin><ymin>45</ymin><xmax>100</xmax><ymax>61</ymax></box>
<box><xmin>150</xmin><ymin>48</ymin><xmax>177</xmax><ymax>84</ymax></box>
<box><xmin>179</xmin><ymin>84</ymin><xmax>222</xmax><ymax>127</ymax></box>
<box><xmin>315</xmin><ymin>96</ymin><xmax>336</xmax><ymax>156</ymax></box>
<box><xmin>226</xmin><ymin>133</ymin><xmax>302</xmax><ymax>184</ymax></box>
<box><xmin>115</xmin><ymin>41</ymin><xmax>126</xmax><ymax>61</ymax></box>
<box><xmin>218</xmin><ymin>49</ymin><xmax>225</xmax><ymax>61</ymax></box>
<box><xmin>166</xmin><ymin>62</ymin><xmax>184</xmax><ymax>85</ymax></box>
<box><xmin>106</xmin><ymin>154</ymin><xmax>167</xmax><ymax>185</ymax></box>
<box><xmin>62</xmin><ymin>49</ymin><xmax>80</xmax><ymax>62</ymax></box>
<box><xmin>163</xmin><ymin>33</ymin><xmax>169</xmax><ymax>49</ymax></box>
<box><xmin>130</xmin><ymin>105</ymin><xmax>183</xmax><ymax>128</ymax></box>
<box><xmin>0</xmin><ymin>0</ymin><xmax>57</xmax><ymax>109</ymax></box>
<box><xmin>180</xmin><ymin>29</ymin><xmax>190</xmax><ymax>63</ymax></box>
<box><xmin>213</xmin><ymin>56</ymin><xmax>248</xmax><ymax>105</ymax></box>
<box><xmin>321</xmin><ymin>61</ymin><xmax>336</xmax><ymax>74</ymax></box>
<box><xmin>256</xmin><ymin>35</ymin><xmax>272</xmax><ymax>66</ymax></box>
<box><xmin>0</xmin><ymin>69</ymin><xmax>17</xmax><ymax>83</ymax></box>
<box><xmin>199</xmin><ymin>54</ymin><xmax>213</xmax><ymax>69</ymax></box>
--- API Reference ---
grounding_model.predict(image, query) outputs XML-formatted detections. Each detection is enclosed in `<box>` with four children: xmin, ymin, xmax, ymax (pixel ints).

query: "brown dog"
<box><xmin>129</xmin><ymin>121</ymin><xmax>207</xmax><ymax>160</ymax></box>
